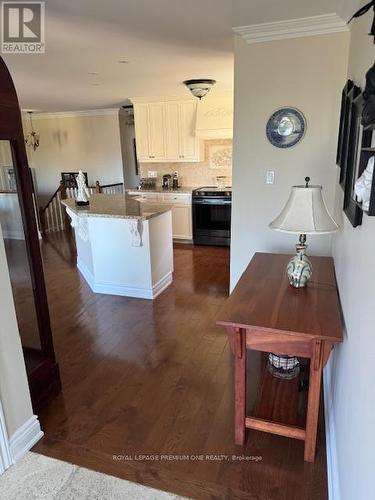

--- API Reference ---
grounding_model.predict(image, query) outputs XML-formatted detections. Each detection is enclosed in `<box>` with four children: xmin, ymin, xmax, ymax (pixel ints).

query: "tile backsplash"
<box><xmin>139</xmin><ymin>139</ymin><xmax>232</xmax><ymax>188</ymax></box>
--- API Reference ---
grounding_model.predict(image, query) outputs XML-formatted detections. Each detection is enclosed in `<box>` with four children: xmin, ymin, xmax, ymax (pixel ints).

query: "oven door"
<box><xmin>193</xmin><ymin>197</ymin><xmax>231</xmax><ymax>246</ymax></box>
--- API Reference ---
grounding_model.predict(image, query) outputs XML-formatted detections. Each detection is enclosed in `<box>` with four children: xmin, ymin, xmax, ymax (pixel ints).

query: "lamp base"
<box><xmin>268</xmin><ymin>353</ymin><xmax>300</xmax><ymax>380</ymax></box>
<box><xmin>287</xmin><ymin>234</ymin><xmax>312</xmax><ymax>288</ymax></box>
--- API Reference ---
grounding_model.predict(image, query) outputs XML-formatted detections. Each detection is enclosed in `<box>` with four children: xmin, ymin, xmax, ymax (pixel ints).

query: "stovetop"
<box><xmin>193</xmin><ymin>186</ymin><xmax>232</xmax><ymax>197</ymax></box>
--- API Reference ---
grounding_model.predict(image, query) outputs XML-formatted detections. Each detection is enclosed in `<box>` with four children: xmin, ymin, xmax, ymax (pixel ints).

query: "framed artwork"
<box><xmin>336</xmin><ymin>80</ymin><xmax>353</xmax><ymax>171</ymax></box>
<box><xmin>209</xmin><ymin>143</ymin><xmax>233</xmax><ymax>169</ymax></box>
<box><xmin>61</xmin><ymin>171</ymin><xmax>88</xmax><ymax>188</ymax></box>
<box><xmin>339</xmin><ymin>84</ymin><xmax>361</xmax><ymax>190</ymax></box>
<box><xmin>343</xmin><ymin>91</ymin><xmax>363</xmax><ymax>227</ymax></box>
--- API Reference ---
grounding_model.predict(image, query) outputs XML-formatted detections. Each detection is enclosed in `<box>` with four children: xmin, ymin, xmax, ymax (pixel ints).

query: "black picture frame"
<box><xmin>340</xmin><ymin>84</ymin><xmax>361</xmax><ymax>190</ymax></box>
<box><xmin>61</xmin><ymin>171</ymin><xmax>88</xmax><ymax>188</ymax></box>
<box><xmin>351</xmin><ymin>113</ymin><xmax>375</xmax><ymax>215</ymax></box>
<box><xmin>343</xmin><ymin>90</ymin><xmax>364</xmax><ymax>227</ymax></box>
<box><xmin>336</xmin><ymin>80</ymin><xmax>353</xmax><ymax>171</ymax></box>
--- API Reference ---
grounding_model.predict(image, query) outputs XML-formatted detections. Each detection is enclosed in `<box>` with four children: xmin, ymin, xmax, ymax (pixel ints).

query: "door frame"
<box><xmin>0</xmin><ymin>399</ymin><xmax>11</xmax><ymax>474</ymax></box>
<box><xmin>0</xmin><ymin>56</ymin><xmax>61</xmax><ymax>409</ymax></box>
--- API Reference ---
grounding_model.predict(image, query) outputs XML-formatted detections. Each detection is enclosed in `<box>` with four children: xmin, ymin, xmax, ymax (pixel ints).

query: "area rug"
<box><xmin>0</xmin><ymin>452</ymin><xmax>186</xmax><ymax>499</ymax></box>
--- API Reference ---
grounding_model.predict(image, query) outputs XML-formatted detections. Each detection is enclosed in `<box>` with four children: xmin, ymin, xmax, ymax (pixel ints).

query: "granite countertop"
<box><xmin>61</xmin><ymin>194</ymin><xmax>172</xmax><ymax>220</ymax></box>
<box><xmin>126</xmin><ymin>186</ymin><xmax>194</xmax><ymax>194</ymax></box>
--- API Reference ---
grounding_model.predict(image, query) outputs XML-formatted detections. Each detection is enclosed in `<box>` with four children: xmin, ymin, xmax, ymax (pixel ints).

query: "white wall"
<box><xmin>0</xmin><ymin>224</ymin><xmax>34</xmax><ymax>438</ymax></box>
<box><xmin>230</xmin><ymin>32</ymin><xmax>349</xmax><ymax>289</ymax></box>
<box><xmin>24</xmin><ymin>110</ymin><xmax>124</xmax><ymax>205</ymax></box>
<box><xmin>328</xmin><ymin>6</ymin><xmax>375</xmax><ymax>500</ymax></box>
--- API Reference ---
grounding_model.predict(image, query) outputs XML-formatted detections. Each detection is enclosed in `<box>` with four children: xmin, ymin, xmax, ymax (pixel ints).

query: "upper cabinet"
<box><xmin>133</xmin><ymin>99</ymin><xmax>200</xmax><ymax>163</ymax></box>
<box><xmin>134</xmin><ymin>102</ymin><xmax>166</xmax><ymax>161</ymax></box>
<box><xmin>148</xmin><ymin>103</ymin><xmax>166</xmax><ymax>160</ymax></box>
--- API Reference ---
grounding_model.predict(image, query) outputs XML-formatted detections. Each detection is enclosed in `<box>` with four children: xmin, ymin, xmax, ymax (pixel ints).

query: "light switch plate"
<box><xmin>266</xmin><ymin>170</ymin><xmax>275</xmax><ymax>184</ymax></box>
<box><xmin>148</xmin><ymin>171</ymin><xmax>157</xmax><ymax>178</ymax></box>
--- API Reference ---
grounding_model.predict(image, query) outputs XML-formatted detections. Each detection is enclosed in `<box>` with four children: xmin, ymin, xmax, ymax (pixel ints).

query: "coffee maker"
<box><xmin>162</xmin><ymin>174</ymin><xmax>172</xmax><ymax>189</ymax></box>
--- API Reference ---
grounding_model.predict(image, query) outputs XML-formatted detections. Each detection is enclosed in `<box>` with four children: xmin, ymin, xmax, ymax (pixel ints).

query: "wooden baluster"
<box><xmin>46</xmin><ymin>205</ymin><xmax>51</xmax><ymax>233</ymax></box>
<box><xmin>39</xmin><ymin>207</ymin><xmax>46</xmax><ymax>234</ymax></box>
<box><xmin>57</xmin><ymin>191</ymin><xmax>64</xmax><ymax>230</ymax></box>
<box><xmin>59</xmin><ymin>181</ymin><xmax>70</xmax><ymax>231</ymax></box>
<box><xmin>52</xmin><ymin>197</ymin><xmax>58</xmax><ymax>231</ymax></box>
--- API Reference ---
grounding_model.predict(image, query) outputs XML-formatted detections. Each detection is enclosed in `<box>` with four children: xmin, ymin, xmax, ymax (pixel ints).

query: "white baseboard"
<box><xmin>323</xmin><ymin>361</ymin><xmax>341</xmax><ymax>500</ymax></box>
<box><xmin>151</xmin><ymin>272</ymin><xmax>173</xmax><ymax>298</ymax></box>
<box><xmin>77</xmin><ymin>259</ymin><xmax>172</xmax><ymax>299</ymax></box>
<box><xmin>9</xmin><ymin>415</ymin><xmax>43</xmax><ymax>464</ymax></box>
<box><xmin>0</xmin><ymin>401</ymin><xmax>11</xmax><ymax>474</ymax></box>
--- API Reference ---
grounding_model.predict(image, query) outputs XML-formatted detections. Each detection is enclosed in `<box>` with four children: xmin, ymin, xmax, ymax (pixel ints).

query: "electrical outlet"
<box><xmin>148</xmin><ymin>171</ymin><xmax>157</xmax><ymax>178</ymax></box>
<box><xmin>266</xmin><ymin>170</ymin><xmax>275</xmax><ymax>185</ymax></box>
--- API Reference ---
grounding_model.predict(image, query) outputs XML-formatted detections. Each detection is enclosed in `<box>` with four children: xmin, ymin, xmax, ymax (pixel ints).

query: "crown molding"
<box><xmin>22</xmin><ymin>108</ymin><xmax>119</xmax><ymax>120</ymax></box>
<box><xmin>233</xmin><ymin>13</ymin><xmax>348</xmax><ymax>44</ymax></box>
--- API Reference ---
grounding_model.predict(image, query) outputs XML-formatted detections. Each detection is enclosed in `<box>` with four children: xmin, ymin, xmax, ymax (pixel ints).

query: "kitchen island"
<box><xmin>62</xmin><ymin>194</ymin><xmax>173</xmax><ymax>299</ymax></box>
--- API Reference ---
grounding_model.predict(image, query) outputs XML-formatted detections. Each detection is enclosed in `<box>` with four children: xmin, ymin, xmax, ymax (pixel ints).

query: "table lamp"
<box><xmin>268</xmin><ymin>177</ymin><xmax>339</xmax><ymax>379</ymax></box>
<box><xmin>269</xmin><ymin>177</ymin><xmax>339</xmax><ymax>288</ymax></box>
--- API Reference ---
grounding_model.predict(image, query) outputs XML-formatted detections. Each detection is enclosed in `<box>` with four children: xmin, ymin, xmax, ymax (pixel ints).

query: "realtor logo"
<box><xmin>1</xmin><ymin>2</ymin><xmax>45</xmax><ymax>53</ymax></box>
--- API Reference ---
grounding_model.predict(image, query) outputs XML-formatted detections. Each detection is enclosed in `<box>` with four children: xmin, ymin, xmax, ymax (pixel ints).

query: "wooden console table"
<box><xmin>217</xmin><ymin>253</ymin><xmax>343</xmax><ymax>462</ymax></box>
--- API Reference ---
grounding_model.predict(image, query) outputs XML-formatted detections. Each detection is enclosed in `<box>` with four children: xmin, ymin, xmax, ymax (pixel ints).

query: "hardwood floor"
<box><xmin>33</xmin><ymin>231</ymin><xmax>328</xmax><ymax>500</ymax></box>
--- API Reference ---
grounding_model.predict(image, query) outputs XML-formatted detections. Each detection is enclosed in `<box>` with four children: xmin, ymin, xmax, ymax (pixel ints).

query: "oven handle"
<box><xmin>193</xmin><ymin>199</ymin><xmax>232</xmax><ymax>205</ymax></box>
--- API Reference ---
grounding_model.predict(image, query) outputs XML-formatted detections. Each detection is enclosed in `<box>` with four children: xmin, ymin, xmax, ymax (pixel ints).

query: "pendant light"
<box><xmin>25</xmin><ymin>111</ymin><xmax>40</xmax><ymax>151</ymax></box>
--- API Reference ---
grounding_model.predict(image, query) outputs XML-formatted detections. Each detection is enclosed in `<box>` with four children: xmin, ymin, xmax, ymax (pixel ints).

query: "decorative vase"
<box><xmin>287</xmin><ymin>238</ymin><xmax>312</xmax><ymax>288</ymax></box>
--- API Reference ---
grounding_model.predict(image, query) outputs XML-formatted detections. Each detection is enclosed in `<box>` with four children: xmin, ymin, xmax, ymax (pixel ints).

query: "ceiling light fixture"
<box><xmin>183</xmin><ymin>79</ymin><xmax>216</xmax><ymax>100</ymax></box>
<box><xmin>118</xmin><ymin>60</ymin><xmax>129</xmax><ymax>64</ymax></box>
<box><xmin>25</xmin><ymin>111</ymin><xmax>40</xmax><ymax>151</ymax></box>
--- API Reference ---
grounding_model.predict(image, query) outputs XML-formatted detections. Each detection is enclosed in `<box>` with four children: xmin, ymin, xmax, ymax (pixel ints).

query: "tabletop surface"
<box><xmin>217</xmin><ymin>253</ymin><xmax>343</xmax><ymax>342</ymax></box>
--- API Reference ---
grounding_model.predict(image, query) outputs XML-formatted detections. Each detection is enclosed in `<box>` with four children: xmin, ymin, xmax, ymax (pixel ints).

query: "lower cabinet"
<box><xmin>171</xmin><ymin>205</ymin><xmax>192</xmax><ymax>240</ymax></box>
<box><xmin>127</xmin><ymin>191</ymin><xmax>192</xmax><ymax>241</ymax></box>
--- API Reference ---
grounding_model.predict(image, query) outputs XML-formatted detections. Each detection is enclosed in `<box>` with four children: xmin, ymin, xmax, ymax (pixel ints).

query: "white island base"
<box><xmin>64</xmin><ymin>196</ymin><xmax>173</xmax><ymax>300</ymax></box>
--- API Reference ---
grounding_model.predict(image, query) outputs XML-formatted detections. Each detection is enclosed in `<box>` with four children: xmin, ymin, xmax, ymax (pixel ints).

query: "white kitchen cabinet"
<box><xmin>133</xmin><ymin>100</ymin><xmax>199</xmax><ymax>163</ymax></box>
<box><xmin>171</xmin><ymin>205</ymin><xmax>192</xmax><ymax>240</ymax></box>
<box><xmin>133</xmin><ymin>103</ymin><xmax>149</xmax><ymax>161</ymax></box>
<box><xmin>127</xmin><ymin>191</ymin><xmax>193</xmax><ymax>241</ymax></box>
<box><xmin>133</xmin><ymin>102</ymin><xmax>166</xmax><ymax>161</ymax></box>
<box><xmin>148</xmin><ymin>103</ymin><xmax>166</xmax><ymax>160</ymax></box>
<box><xmin>165</xmin><ymin>102</ymin><xmax>180</xmax><ymax>160</ymax></box>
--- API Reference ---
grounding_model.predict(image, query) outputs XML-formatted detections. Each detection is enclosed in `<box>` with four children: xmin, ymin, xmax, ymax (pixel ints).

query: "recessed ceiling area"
<box><xmin>2</xmin><ymin>0</ymin><xmax>354</xmax><ymax>111</ymax></box>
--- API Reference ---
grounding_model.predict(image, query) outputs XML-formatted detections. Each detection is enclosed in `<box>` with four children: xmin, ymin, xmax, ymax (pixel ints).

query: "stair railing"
<box><xmin>40</xmin><ymin>181</ymin><xmax>124</xmax><ymax>234</ymax></box>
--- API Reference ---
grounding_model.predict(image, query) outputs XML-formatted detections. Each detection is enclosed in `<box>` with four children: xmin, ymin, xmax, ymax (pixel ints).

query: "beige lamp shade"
<box><xmin>269</xmin><ymin>185</ymin><xmax>339</xmax><ymax>234</ymax></box>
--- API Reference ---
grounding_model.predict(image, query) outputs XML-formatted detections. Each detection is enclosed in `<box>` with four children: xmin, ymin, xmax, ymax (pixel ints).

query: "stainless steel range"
<box><xmin>192</xmin><ymin>187</ymin><xmax>232</xmax><ymax>246</ymax></box>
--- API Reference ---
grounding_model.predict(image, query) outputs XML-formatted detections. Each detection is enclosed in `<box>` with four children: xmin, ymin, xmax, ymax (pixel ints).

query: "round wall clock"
<box><xmin>266</xmin><ymin>107</ymin><xmax>306</xmax><ymax>148</ymax></box>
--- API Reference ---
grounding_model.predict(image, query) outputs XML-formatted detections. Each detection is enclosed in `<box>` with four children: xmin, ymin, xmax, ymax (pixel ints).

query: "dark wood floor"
<box><xmin>33</xmin><ymin>231</ymin><xmax>328</xmax><ymax>500</ymax></box>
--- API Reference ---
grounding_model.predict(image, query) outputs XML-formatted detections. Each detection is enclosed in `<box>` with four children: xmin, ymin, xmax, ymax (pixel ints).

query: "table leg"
<box><xmin>231</xmin><ymin>327</ymin><xmax>246</xmax><ymax>446</ymax></box>
<box><xmin>304</xmin><ymin>339</ymin><xmax>323</xmax><ymax>462</ymax></box>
